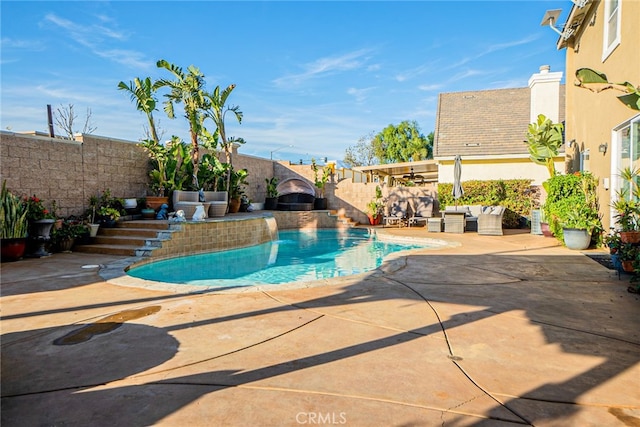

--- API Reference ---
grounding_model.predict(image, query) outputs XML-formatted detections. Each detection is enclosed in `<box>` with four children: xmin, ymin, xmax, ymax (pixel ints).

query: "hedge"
<box><xmin>438</xmin><ymin>179</ymin><xmax>536</xmax><ymax>229</ymax></box>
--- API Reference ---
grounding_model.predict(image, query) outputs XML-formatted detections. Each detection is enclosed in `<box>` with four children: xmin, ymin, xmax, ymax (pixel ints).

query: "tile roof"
<box><xmin>434</xmin><ymin>86</ymin><xmax>565</xmax><ymax>158</ymax></box>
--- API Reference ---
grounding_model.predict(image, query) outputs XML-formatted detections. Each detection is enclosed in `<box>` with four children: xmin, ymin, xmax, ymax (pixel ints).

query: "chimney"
<box><xmin>528</xmin><ymin>65</ymin><xmax>563</xmax><ymax>123</ymax></box>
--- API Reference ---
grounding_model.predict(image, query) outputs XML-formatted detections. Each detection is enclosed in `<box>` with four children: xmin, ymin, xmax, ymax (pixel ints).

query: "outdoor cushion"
<box><xmin>412</xmin><ymin>197</ymin><xmax>434</xmax><ymax>218</ymax></box>
<box><xmin>388</xmin><ymin>201</ymin><xmax>408</xmax><ymax>218</ymax></box>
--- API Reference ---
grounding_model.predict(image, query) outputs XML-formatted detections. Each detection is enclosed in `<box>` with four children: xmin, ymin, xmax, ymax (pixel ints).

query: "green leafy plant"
<box><xmin>611</xmin><ymin>167</ymin><xmax>640</xmax><ymax>232</ymax></box>
<box><xmin>524</xmin><ymin>114</ymin><xmax>564</xmax><ymax>178</ymax></box>
<box><xmin>575</xmin><ymin>68</ymin><xmax>640</xmax><ymax>111</ymax></box>
<box><xmin>265</xmin><ymin>177</ymin><xmax>279</xmax><ymax>198</ymax></box>
<box><xmin>51</xmin><ymin>220</ymin><xmax>88</xmax><ymax>241</ymax></box>
<box><xmin>311</xmin><ymin>158</ymin><xmax>331</xmax><ymax>198</ymax></box>
<box><xmin>1</xmin><ymin>181</ymin><xmax>29</xmax><ymax>239</ymax></box>
<box><xmin>543</xmin><ymin>172</ymin><xmax>603</xmax><ymax>245</ymax></box>
<box><xmin>98</xmin><ymin>206</ymin><xmax>121</xmax><ymax>221</ymax></box>
<box><xmin>366</xmin><ymin>185</ymin><xmax>385</xmax><ymax>219</ymax></box>
<box><xmin>604</xmin><ymin>230</ymin><xmax>622</xmax><ymax>254</ymax></box>
<box><xmin>229</xmin><ymin>168</ymin><xmax>249</xmax><ymax>200</ymax></box>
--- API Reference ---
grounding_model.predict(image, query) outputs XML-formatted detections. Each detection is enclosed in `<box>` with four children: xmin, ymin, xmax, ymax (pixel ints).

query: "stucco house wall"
<box><xmin>560</xmin><ymin>0</ymin><xmax>640</xmax><ymax>230</ymax></box>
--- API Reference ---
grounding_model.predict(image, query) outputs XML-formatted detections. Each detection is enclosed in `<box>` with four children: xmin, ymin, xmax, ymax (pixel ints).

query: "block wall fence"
<box><xmin>0</xmin><ymin>131</ymin><xmax>437</xmax><ymax>224</ymax></box>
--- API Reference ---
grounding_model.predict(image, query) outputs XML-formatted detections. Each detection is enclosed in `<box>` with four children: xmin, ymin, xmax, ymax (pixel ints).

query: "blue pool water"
<box><xmin>127</xmin><ymin>228</ymin><xmax>431</xmax><ymax>288</ymax></box>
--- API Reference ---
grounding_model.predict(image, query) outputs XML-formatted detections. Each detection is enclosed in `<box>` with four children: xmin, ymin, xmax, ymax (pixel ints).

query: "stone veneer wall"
<box><xmin>150</xmin><ymin>215</ymin><xmax>274</xmax><ymax>259</ymax></box>
<box><xmin>271</xmin><ymin>210</ymin><xmax>344</xmax><ymax>230</ymax></box>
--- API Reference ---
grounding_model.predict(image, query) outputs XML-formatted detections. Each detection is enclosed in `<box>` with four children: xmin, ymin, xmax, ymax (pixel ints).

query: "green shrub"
<box><xmin>542</xmin><ymin>172</ymin><xmax>602</xmax><ymax>245</ymax></box>
<box><xmin>438</xmin><ymin>179</ymin><xmax>534</xmax><ymax>228</ymax></box>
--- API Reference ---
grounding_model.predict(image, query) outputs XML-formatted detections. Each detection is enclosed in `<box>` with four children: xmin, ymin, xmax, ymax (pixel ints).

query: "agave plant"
<box><xmin>1</xmin><ymin>181</ymin><xmax>28</xmax><ymax>239</ymax></box>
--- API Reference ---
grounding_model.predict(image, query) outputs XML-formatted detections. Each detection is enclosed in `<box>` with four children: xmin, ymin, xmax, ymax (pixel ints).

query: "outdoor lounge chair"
<box><xmin>172</xmin><ymin>190</ymin><xmax>205</xmax><ymax>219</ymax></box>
<box><xmin>478</xmin><ymin>206</ymin><xmax>505</xmax><ymax>235</ymax></box>
<box><xmin>203</xmin><ymin>191</ymin><xmax>228</xmax><ymax>217</ymax></box>
<box><xmin>408</xmin><ymin>196</ymin><xmax>434</xmax><ymax>227</ymax></box>
<box><xmin>384</xmin><ymin>200</ymin><xmax>408</xmax><ymax>227</ymax></box>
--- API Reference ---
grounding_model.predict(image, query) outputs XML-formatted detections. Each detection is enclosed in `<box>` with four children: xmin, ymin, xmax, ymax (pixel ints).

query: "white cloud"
<box><xmin>42</xmin><ymin>13</ymin><xmax>148</xmax><ymax>70</ymax></box>
<box><xmin>347</xmin><ymin>87</ymin><xmax>375</xmax><ymax>103</ymax></box>
<box><xmin>273</xmin><ymin>48</ymin><xmax>374</xmax><ymax>88</ymax></box>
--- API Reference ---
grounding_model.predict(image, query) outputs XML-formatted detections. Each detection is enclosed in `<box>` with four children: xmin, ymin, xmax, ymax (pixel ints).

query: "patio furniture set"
<box><xmin>383</xmin><ymin>199</ymin><xmax>505</xmax><ymax>235</ymax></box>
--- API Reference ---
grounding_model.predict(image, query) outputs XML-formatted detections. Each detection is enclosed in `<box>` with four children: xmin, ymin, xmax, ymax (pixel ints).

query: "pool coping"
<box><xmin>100</xmin><ymin>228</ymin><xmax>459</xmax><ymax>294</ymax></box>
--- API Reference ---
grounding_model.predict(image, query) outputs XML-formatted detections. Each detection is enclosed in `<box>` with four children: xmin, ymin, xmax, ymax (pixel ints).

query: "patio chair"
<box><xmin>383</xmin><ymin>200</ymin><xmax>408</xmax><ymax>227</ymax></box>
<box><xmin>408</xmin><ymin>196</ymin><xmax>434</xmax><ymax>227</ymax></box>
<box><xmin>478</xmin><ymin>206</ymin><xmax>505</xmax><ymax>235</ymax></box>
<box><xmin>172</xmin><ymin>190</ymin><xmax>204</xmax><ymax>219</ymax></box>
<box><xmin>203</xmin><ymin>191</ymin><xmax>228</xmax><ymax>217</ymax></box>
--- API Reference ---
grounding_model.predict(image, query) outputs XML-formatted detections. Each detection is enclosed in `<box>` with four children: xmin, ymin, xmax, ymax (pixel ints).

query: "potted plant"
<box><xmin>618</xmin><ymin>242</ymin><xmax>638</xmax><ymax>273</ymax></box>
<box><xmin>561</xmin><ymin>205</ymin><xmax>601</xmax><ymax>250</ymax></box>
<box><xmin>264</xmin><ymin>177</ymin><xmax>279</xmax><ymax>210</ymax></box>
<box><xmin>23</xmin><ymin>193</ymin><xmax>56</xmax><ymax>257</ymax></box>
<box><xmin>1</xmin><ymin>181</ymin><xmax>29</xmax><ymax>261</ymax></box>
<box><xmin>228</xmin><ymin>168</ymin><xmax>248</xmax><ymax>213</ymax></box>
<box><xmin>50</xmin><ymin>220</ymin><xmax>88</xmax><ymax>252</ymax></box>
<box><xmin>98</xmin><ymin>207</ymin><xmax>121</xmax><ymax>228</ymax></box>
<box><xmin>311</xmin><ymin>158</ymin><xmax>331</xmax><ymax>210</ymax></box>
<box><xmin>365</xmin><ymin>185</ymin><xmax>385</xmax><ymax>225</ymax></box>
<box><xmin>611</xmin><ymin>167</ymin><xmax>640</xmax><ymax>243</ymax></box>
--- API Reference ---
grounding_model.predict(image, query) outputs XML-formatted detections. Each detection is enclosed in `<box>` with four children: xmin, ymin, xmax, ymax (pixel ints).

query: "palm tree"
<box><xmin>203</xmin><ymin>84</ymin><xmax>244</xmax><ymax>193</ymax></box>
<box><xmin>154</xmin><ymin>59</ymin><xmax>208</xmax><ymax>186</ymax></box>
<box><xmin>117</xmin><ymin>77</ymin><xmax>160</xmax><ymax>144</ymax></box>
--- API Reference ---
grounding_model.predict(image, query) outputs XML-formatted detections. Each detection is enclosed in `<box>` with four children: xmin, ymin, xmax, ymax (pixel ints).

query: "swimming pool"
<box><xmin>126</xmin><ymin>228</ymin><xmax>433</xmax><ymax>288</ymax></box>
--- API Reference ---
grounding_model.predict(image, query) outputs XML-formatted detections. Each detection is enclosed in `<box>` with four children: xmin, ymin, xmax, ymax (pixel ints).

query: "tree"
<box><xmin>54</xmin><ymin>104</ymin><xmax>97</xmax><ymax>140</ymax></box>
<box><xmin>372</xmin><ymin>121</ymin><xmax>430</xmax><ymax>163</ymax></box>
<box><xmin>344</xmin><ymin>131</ymin><xmax>378</xmax><ymax>167</ymax></box>
<box><xmin>203</xmin><ymin>84</ymin><xmax>244</xmax><ymax>193</ymax></box>
<box><xmin>154</xmin><ymin>59</ymin><xmax>208</xmax><ymax>187</ymax></box>
<box><xmin>117</xmin><ymin>77</ymin><xmax>160</xmax><ymax>144</ymax></box>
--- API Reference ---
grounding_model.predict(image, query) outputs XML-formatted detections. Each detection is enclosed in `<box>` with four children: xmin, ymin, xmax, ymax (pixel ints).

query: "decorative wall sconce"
<box><xmin>598</xmin><ymin>143</ymin><xmax>608</xmax><ymax>154</ymax></box>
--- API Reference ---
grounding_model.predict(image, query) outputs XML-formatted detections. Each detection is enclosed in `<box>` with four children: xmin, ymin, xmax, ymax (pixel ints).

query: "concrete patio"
<box><xmin>1</xmin><ymin>228</ymin><xmax>639</xmax><ymax>426</ymax></box>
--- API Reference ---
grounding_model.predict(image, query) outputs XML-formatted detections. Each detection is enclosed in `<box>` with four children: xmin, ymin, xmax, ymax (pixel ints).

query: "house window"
<box><xmin>613</xmin><ymin>115</ymin><xmax>640</xmax><ymax>201</ymax></box>
<box><xmin>602</xmin><ymin>0</ymin><xmax>621</xmax><ymax>61</ymax></box>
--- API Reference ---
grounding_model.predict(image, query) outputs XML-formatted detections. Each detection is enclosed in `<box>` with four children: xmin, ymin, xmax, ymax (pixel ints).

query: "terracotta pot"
<box><xmin>367</xmin><ymin>214</ymin><xmax>382</xmax><ymax>225</ymax></box>
<box><xmin>620</xmin><ymin>231</ymin><xmax>640</xmax><ymax>243</ymax></box>
<box><xmin>228</xmin><ymin>198</ymin><xmax>241</xmax><ymax>213</ymax></box>
<box><xmin>146</xmin><ymin>196</ymin><xmax>169</xmax><ymax>211</ymax></box>
<box><xmin>540</xmin><ymin>222</ymin><xmax>553</xmax><ymax>237</ymax></box>
<box><xmin>622</xmin><ymin>260</ymin><xmax>635</xmax><ymax>273</ymax></box>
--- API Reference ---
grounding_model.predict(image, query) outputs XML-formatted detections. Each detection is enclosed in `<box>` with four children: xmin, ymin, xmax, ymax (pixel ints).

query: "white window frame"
<box><xmin>602</xmin><ymin>0</ymin><xmax>621</xmax><ymax>61</ymax></box>
<box><xmin>610</xmin><ymin>114</ymin><xmax>640</xmax><ymax>225</ymax></box>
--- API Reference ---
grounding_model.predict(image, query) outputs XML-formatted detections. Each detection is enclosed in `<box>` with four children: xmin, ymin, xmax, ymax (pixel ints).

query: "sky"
<box><xmin>1</xmin><ymin>1</ymin><xmax>569</xmax><ymax>163</ymax></box>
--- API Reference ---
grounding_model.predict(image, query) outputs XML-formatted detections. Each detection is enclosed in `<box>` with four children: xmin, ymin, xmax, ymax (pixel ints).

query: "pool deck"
<box><xmin>1</xmin><ymin>227</ymin><xmax>639</xmax><ymax>426</ymax></box>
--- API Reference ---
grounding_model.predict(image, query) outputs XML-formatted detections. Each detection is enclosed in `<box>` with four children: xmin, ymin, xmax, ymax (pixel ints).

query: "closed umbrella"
<box><xmin>452</xmin><ymin>155</ymin><xmax>464</xmax><ymax>210</ymax></box>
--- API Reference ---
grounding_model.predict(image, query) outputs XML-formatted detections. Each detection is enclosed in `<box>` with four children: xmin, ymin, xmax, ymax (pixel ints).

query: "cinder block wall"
<box><xmin>0</xmin><ymin>131</ymin><xmax>438</xmax><ymax>224</ymax></box>
<box><xmin>0</xmin><ymin>132</ymin><xmax>148</xmax><ymax>217</ymax></box>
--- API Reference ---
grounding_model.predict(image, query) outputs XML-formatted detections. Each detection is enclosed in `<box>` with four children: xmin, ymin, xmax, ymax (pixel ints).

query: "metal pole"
<box><xmin>47</xmin><ymin>104</ymin><xmax>55</xmax><ymax>138</ymax></box>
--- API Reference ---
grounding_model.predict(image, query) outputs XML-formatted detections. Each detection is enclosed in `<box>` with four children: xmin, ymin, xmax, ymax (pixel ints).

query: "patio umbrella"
<box><xmin>452</xmin><ymin>155</ymin><xmax>464</xmax><ymax>210</ymax></box>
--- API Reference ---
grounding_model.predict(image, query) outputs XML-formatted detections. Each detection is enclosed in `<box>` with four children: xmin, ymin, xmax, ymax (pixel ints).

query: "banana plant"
<box><xmin>117</xmin><ymin>77</ymin><xmax>160</xmax><ymax>144</ymax></box>
<box><xmin>575</xmin><ymin>68</ymin><xmax>640</xmax><ymax>111</ymax></box>
<box><xmin>155</xmin><ymin>60</ymin><xmax>209</xmax><ymax>186</ymax></box>
<box><xmin>203</xmin><ymin>84</ymin><xmax>244</xmax><ymax>193</ymax></box>
<box><xmin>525</xmin><ymin>114</ymin><xmax>564</xmax><ymax>178</ymax></box>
